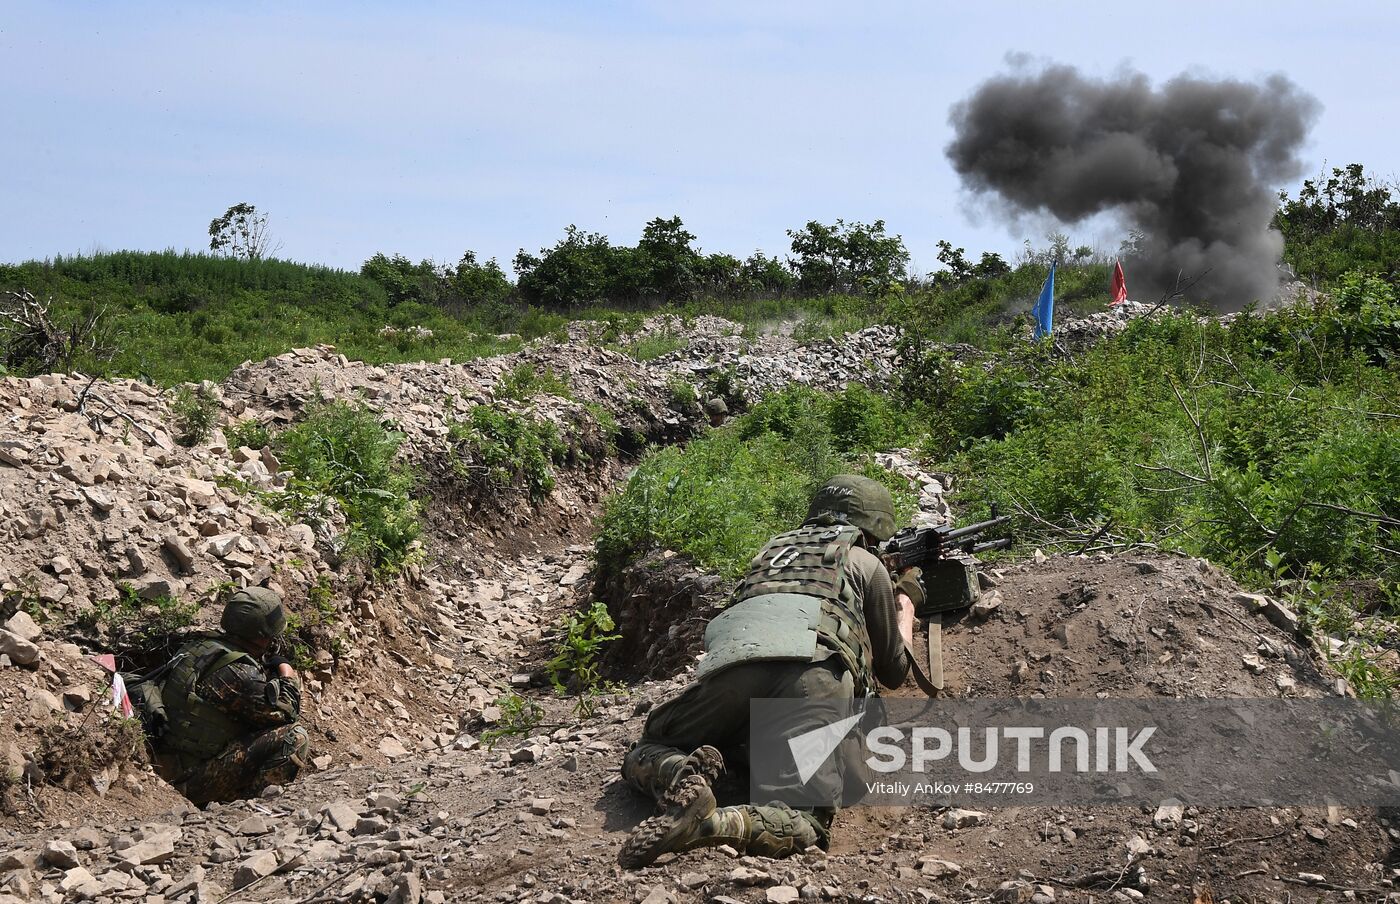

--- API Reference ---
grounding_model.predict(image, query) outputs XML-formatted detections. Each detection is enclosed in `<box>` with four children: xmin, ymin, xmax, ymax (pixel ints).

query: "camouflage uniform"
<box><xmin>620</xmin><ymin>475</ymin><xmax>917</xmax><ymax>867</ymax></box>
<box><xmin>154</xmin><ymin>589</ymin><xmax>310</xmax><ymax>805</ymax></box>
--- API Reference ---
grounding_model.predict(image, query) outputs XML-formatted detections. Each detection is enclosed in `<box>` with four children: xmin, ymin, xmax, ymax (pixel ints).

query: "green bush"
<box><xmin>77</xmin><ymin>584</ymin><xmax>199</xmax><ymax>646</ymax></box>
<box><xmin>494</xmin><ymin>362</ymin><xmax>572</xmax><ymax>401</ymax></box>
<box><xmin>888</xmin><ymin>259</ymin><xmax>1110</xmax><ymax>356</ymax></box>
<box><xmin>925</xmin><ymin>310</ymin><xmax>1398</xmax><ymax>595</ymax></box>
<box><xmin>666</xmin><ymin>374</ymin><xmax>699</xmax><ymax>409</ymax></box>
<box><xmin>170</xmin><ymin>384</ymin><xmax>219</xmax><ymax>446</ymax></box>
<box><xmin>225</xmin><ymin>418</ymin><xmax>273</xmax><ymax>451</ymax></box>
<box><xmin>597</xmin><ymin>388</ymin><xmax>916</xmax><ymax>577</ymax></box>
<box><xmin>545</xmin><ymin>601</ymin><xmax>621</xmax><ymax>716</ymax></box>
<box><xmin>273</xmin><ymin>401</ymin><xmax>420</xmax><ymax>571</ymax></box>
<box><xmin>1330</xmin><ymin>270</ymin><xmax>1400</xmax><ymax>363</ymax></box>
<box><xmin>448</xmin><ymin>404</ymin><xmax>566</xmax><ymax>501</ymax></box>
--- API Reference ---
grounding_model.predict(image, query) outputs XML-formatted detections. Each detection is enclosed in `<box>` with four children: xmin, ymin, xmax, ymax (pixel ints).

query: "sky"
<box><xmin>3</xmin><ymin>1</ymin><xmax>1397</xmax><ymax>277</ymax></box>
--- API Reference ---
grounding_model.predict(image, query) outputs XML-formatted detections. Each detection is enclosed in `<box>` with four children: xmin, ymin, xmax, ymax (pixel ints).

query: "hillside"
<box><xmin>0</xmin><ymin>296</ymin><xmax>1394</xmax><ymax>903</ymax></box>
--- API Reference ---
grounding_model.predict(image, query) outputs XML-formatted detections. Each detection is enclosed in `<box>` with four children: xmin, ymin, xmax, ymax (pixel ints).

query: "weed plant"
<box><xmin>448</xmin><ymin>404</ymin><xmax>566</xmax><ymax>501</ymax></box>
<box><xmin>273</xmin><ymin>401</ymin><xmax>421</xmax><ymax>572</ymax></box>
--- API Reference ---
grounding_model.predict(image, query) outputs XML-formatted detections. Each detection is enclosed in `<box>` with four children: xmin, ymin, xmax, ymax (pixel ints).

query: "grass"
<box><xmin>271</xmin><ymin>400</ymin><xmax>421</xmax><ymax>572</ymax></box>
<box><xmin>930</xmin><ymin>308</ymin><xmax>1399</xmax><ymax>589</ymax></box>
<box><xmin>597</xmin><ymin>386</ymin><xmax>918</xmax><ymax>578</ymax></box>
<box><xmin>625</xmin><ymin>332</ymin><xmax>687</xmax><ymax>361</ymax></box>
<box><xmin>0</xmin><ymin>248</ymin><xmax>1118</xmax><ymax>388</ymax></box>
<box><xmin>0</xmin><ymin>251</ymin><xmax>524</xmax><ymax>384</ymax></box>
<box><xmin>900</xmin><ymin>296</ymin><xmax>1399</xmax><ymax>693</ymax></box>
<box><xmin>448</xmin><ymin>404</ymin><xmax>567</xmax><ymax>501</ymax></box>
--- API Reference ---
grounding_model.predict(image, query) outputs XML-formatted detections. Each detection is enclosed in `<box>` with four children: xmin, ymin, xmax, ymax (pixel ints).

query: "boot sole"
<box><xmin>665</xmin><ymin>745</ymin><xmax>724</xmax><ymax>803</ymax></box>
<box><xmin>619</xmin><ymin>775</ymin><xmax>716</xmax><ymax>869</ymax></box>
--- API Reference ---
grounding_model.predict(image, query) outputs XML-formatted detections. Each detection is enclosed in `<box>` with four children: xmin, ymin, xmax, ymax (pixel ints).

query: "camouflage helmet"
<box><xmin>806</xmin><ymin>474</ymin><xmax>896</xmax><ymax>543</ymax></box>
<box><xmin>703</xmin><ymin>398</ymin><xmax>729</xmax><ymax>416</ymax></box>
<box><xmin>221</xmin><ymin>587</ymin><xmax>287</xmax><ymax>643</ymax></box>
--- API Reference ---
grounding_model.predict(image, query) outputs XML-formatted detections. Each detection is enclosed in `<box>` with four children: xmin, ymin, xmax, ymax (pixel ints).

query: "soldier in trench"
<box><xmin>152</xmin><ymin>588</ymin><xmax>310</xmax><ymax>805</ymax></box>
<box><xmin>618</xmin><ymin>474</ymin><xmax>920</xmax><ymax>867</ymax></box>
<box><xmin>703</xmin><ymin>397</ymin><xmax>729</xmax><ymax>428</ymax></box>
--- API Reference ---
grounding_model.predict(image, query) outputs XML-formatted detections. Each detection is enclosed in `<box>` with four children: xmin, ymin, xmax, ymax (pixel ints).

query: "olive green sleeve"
<box><xmin>849</xmin><ymin>547</ymin><xmax>909</xmax><ymax>689</ymax></box>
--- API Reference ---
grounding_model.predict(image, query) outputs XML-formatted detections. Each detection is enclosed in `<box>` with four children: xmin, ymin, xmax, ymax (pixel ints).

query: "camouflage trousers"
<box><xmin>159</xmin><ymin>724</ymin><xmax>310</xmax><ymax>806</ymax></box>
<box><xmin>622</xmin><ymin>658</ymin><xmax>855</xmax><ymax>854</ymax></box>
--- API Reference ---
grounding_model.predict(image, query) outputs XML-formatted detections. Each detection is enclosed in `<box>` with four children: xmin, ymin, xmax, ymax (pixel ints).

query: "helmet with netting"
<box><xmin>221</xmin><ymin>587</ymin><xmax>288</xmax><ymax>643</ymax></box>
<box><xmin>805</xmin><ymin>474</ymin><xmax>896</xmax><ymax>543</ymax></box>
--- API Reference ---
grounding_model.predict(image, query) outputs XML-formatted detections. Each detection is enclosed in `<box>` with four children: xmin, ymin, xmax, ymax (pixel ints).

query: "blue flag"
<box><xmin>1032</xmin><ymin>264</ymin><xmax>1055</xmax><ymax>340</ymax></box>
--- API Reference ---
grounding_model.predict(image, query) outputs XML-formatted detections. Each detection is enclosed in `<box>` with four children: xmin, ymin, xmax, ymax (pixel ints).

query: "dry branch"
<box><xmin>0</xmin><ymin>288</ymin><xmax>114</xmax><ymax>372</ymax></box>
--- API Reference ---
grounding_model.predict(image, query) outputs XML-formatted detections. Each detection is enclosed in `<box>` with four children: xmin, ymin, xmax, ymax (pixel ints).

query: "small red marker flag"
<box><xmin>1110</xmin><ymin>260</ymin><xmax>1128</xmax><ymax>307</ymax></box>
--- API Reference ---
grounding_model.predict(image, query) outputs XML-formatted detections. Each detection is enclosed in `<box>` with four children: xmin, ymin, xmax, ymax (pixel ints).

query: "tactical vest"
<box><xmin>159</xmin><ymin>638</ymin><xmax>255</xmax><ymax>763</ymax></box>
<box><xmin>698</xmin><ymin>524</ymin><xmax>874</xmax><ymax>694</ymax></box>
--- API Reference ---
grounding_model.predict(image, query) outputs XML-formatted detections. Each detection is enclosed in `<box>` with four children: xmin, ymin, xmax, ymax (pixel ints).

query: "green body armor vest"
<box><xmin>698</xmin><ymin>524</ymin><xmax>874</xmax><ymax>694</ymax></box>
<box><xmin>159</xmin><ymin>638</ymin><xmax>255</xmax><ymax>763</ymax></box>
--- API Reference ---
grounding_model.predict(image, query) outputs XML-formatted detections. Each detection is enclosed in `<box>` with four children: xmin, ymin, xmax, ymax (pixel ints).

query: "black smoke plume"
<box><xmin>946</xmin><ymin>62</ymin><xmax>1320</xmax><ymax>308</ymax></box>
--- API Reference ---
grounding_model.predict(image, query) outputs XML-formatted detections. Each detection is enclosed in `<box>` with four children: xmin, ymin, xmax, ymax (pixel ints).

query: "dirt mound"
<box><xmin>0</xmin><ymin>316</ymin><xmax>907</xmax><ymax>841</ymax></box>
<box><xmin>0</xmin><ymin>374</ymin><xmax>333</xmax><ymax>626</ymax></box>
<box><xmin>1</xmin><ymin>637</ymin><xmax>188</xmax><ymax>829</ymax></box>
<box><xmin>652</xmin><ymin>323</ymin><xmax>901</xmax><ymax>402</ymax></box>
<box><xmin>926</xmin><ymin>552</ymin><xmax>1332</xmax><ymax>701</ymax></box>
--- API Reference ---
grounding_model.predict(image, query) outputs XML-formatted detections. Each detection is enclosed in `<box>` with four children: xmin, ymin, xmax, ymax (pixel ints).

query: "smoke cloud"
<box><xmin>946</xmin><ymin>62</ymin><xmax>1320</xmax><ymax>308</ymax></box>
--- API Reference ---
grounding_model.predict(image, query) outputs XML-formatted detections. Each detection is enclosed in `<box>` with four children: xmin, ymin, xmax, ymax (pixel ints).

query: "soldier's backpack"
<box><xmin>123</xmin><ymin>652</ymin><xmax>190</xmax><ymax>741</ymax></box>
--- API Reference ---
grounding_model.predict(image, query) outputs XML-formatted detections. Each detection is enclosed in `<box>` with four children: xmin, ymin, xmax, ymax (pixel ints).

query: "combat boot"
<box><xmin>671</xmin><ymin>744</ymin><xmax>724</xmax><ymax>790</ymax></box>
<box><xmin>622</xmin><ymin>743</ymin><xmax>725</xmax><ymax>803</ymax></box>
<box><xmin>618</xmin><ymin>777</ymin><xmax>821</xmax><ymax>868</ymax></box>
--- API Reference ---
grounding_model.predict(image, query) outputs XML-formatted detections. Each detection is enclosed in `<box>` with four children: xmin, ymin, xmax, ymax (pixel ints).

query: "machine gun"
<box><xmin>879</xmin><ymin>511</ymin><xmax>1012</xmax><ymax>696</ymax></box>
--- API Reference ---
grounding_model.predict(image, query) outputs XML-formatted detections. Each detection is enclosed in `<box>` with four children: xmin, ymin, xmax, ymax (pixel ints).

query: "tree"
<box><xmin>1275</xmin><ymin>164</ymin><xmax>1400</xmax><ymax>285</ymax></box>
<box><xmin>740</xmin><ymin>252</ymin><xmax>795</xmax><ymax>297</ymax></box>
<box><xmin>448</xmin><ymin>251</ymin><xmax>513</xmax><ymax>305</ymax></box>
<box><xmin>514</xmin><ymin>226</ymin><xmax>622</xmax><ymax>308</ymax></box>
<box><xmin>636</xmin><ymin>216</ymin><xmax>702</xmax><ymax>301</ymax></box>
<box><xmin>930</xmin><ymin>241</ymin><xmax>1011</xmax><ymax>289</ymax></box>
<box><xmin>209</xmin><ymin>203</ymin><xmax>280</xmax><ymax>260</ymax></box>
<box><xmin>786</xmin><ymin>219</ymin><xmax>908</xmax><ymax>296</ymax></box>
<box><xmin>1</xmin><ymin>289</ymin><xmax>115</xmax><ymax>373</ymax></box>
<box><xmin>360</xmin><ymin>253</ymin><xmax>441</xmax><ymax>306</ymax></box>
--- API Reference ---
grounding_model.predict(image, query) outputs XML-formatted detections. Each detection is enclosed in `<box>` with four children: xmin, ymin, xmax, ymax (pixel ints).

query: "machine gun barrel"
<box><xmin>971</xmin><ymin>537</ymin><xmax>1013</xmax><ymax>554</ymax></box>
<box><xmin>941</xmin><ymin>514</ymin><xmax>1012</xmax><ymax>543</ymax></box>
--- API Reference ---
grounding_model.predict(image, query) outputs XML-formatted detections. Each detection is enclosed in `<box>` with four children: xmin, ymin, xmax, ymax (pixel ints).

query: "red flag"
<box><xmin>1110</xmin><ymin>260</ymin><xmax>1128</xmax><ymax>307</ymax></box>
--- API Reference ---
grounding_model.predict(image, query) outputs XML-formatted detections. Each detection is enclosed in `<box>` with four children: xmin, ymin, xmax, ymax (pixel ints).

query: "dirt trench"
<box><xmin>8</xmin><ymin>474</ymin><xmax>1395</xmax><ymax>904</ymax></box>
<box><xmin>2</xmin><ymin>314</ymin><xmax>1397</xmax><ymax>904</ymax></box>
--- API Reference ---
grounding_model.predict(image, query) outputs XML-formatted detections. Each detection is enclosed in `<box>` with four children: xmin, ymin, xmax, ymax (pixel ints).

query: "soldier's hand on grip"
<box><xmin>894</xmin><ymin>566</ymin><xmax>924</xmax><ymax>610</ymax></box>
